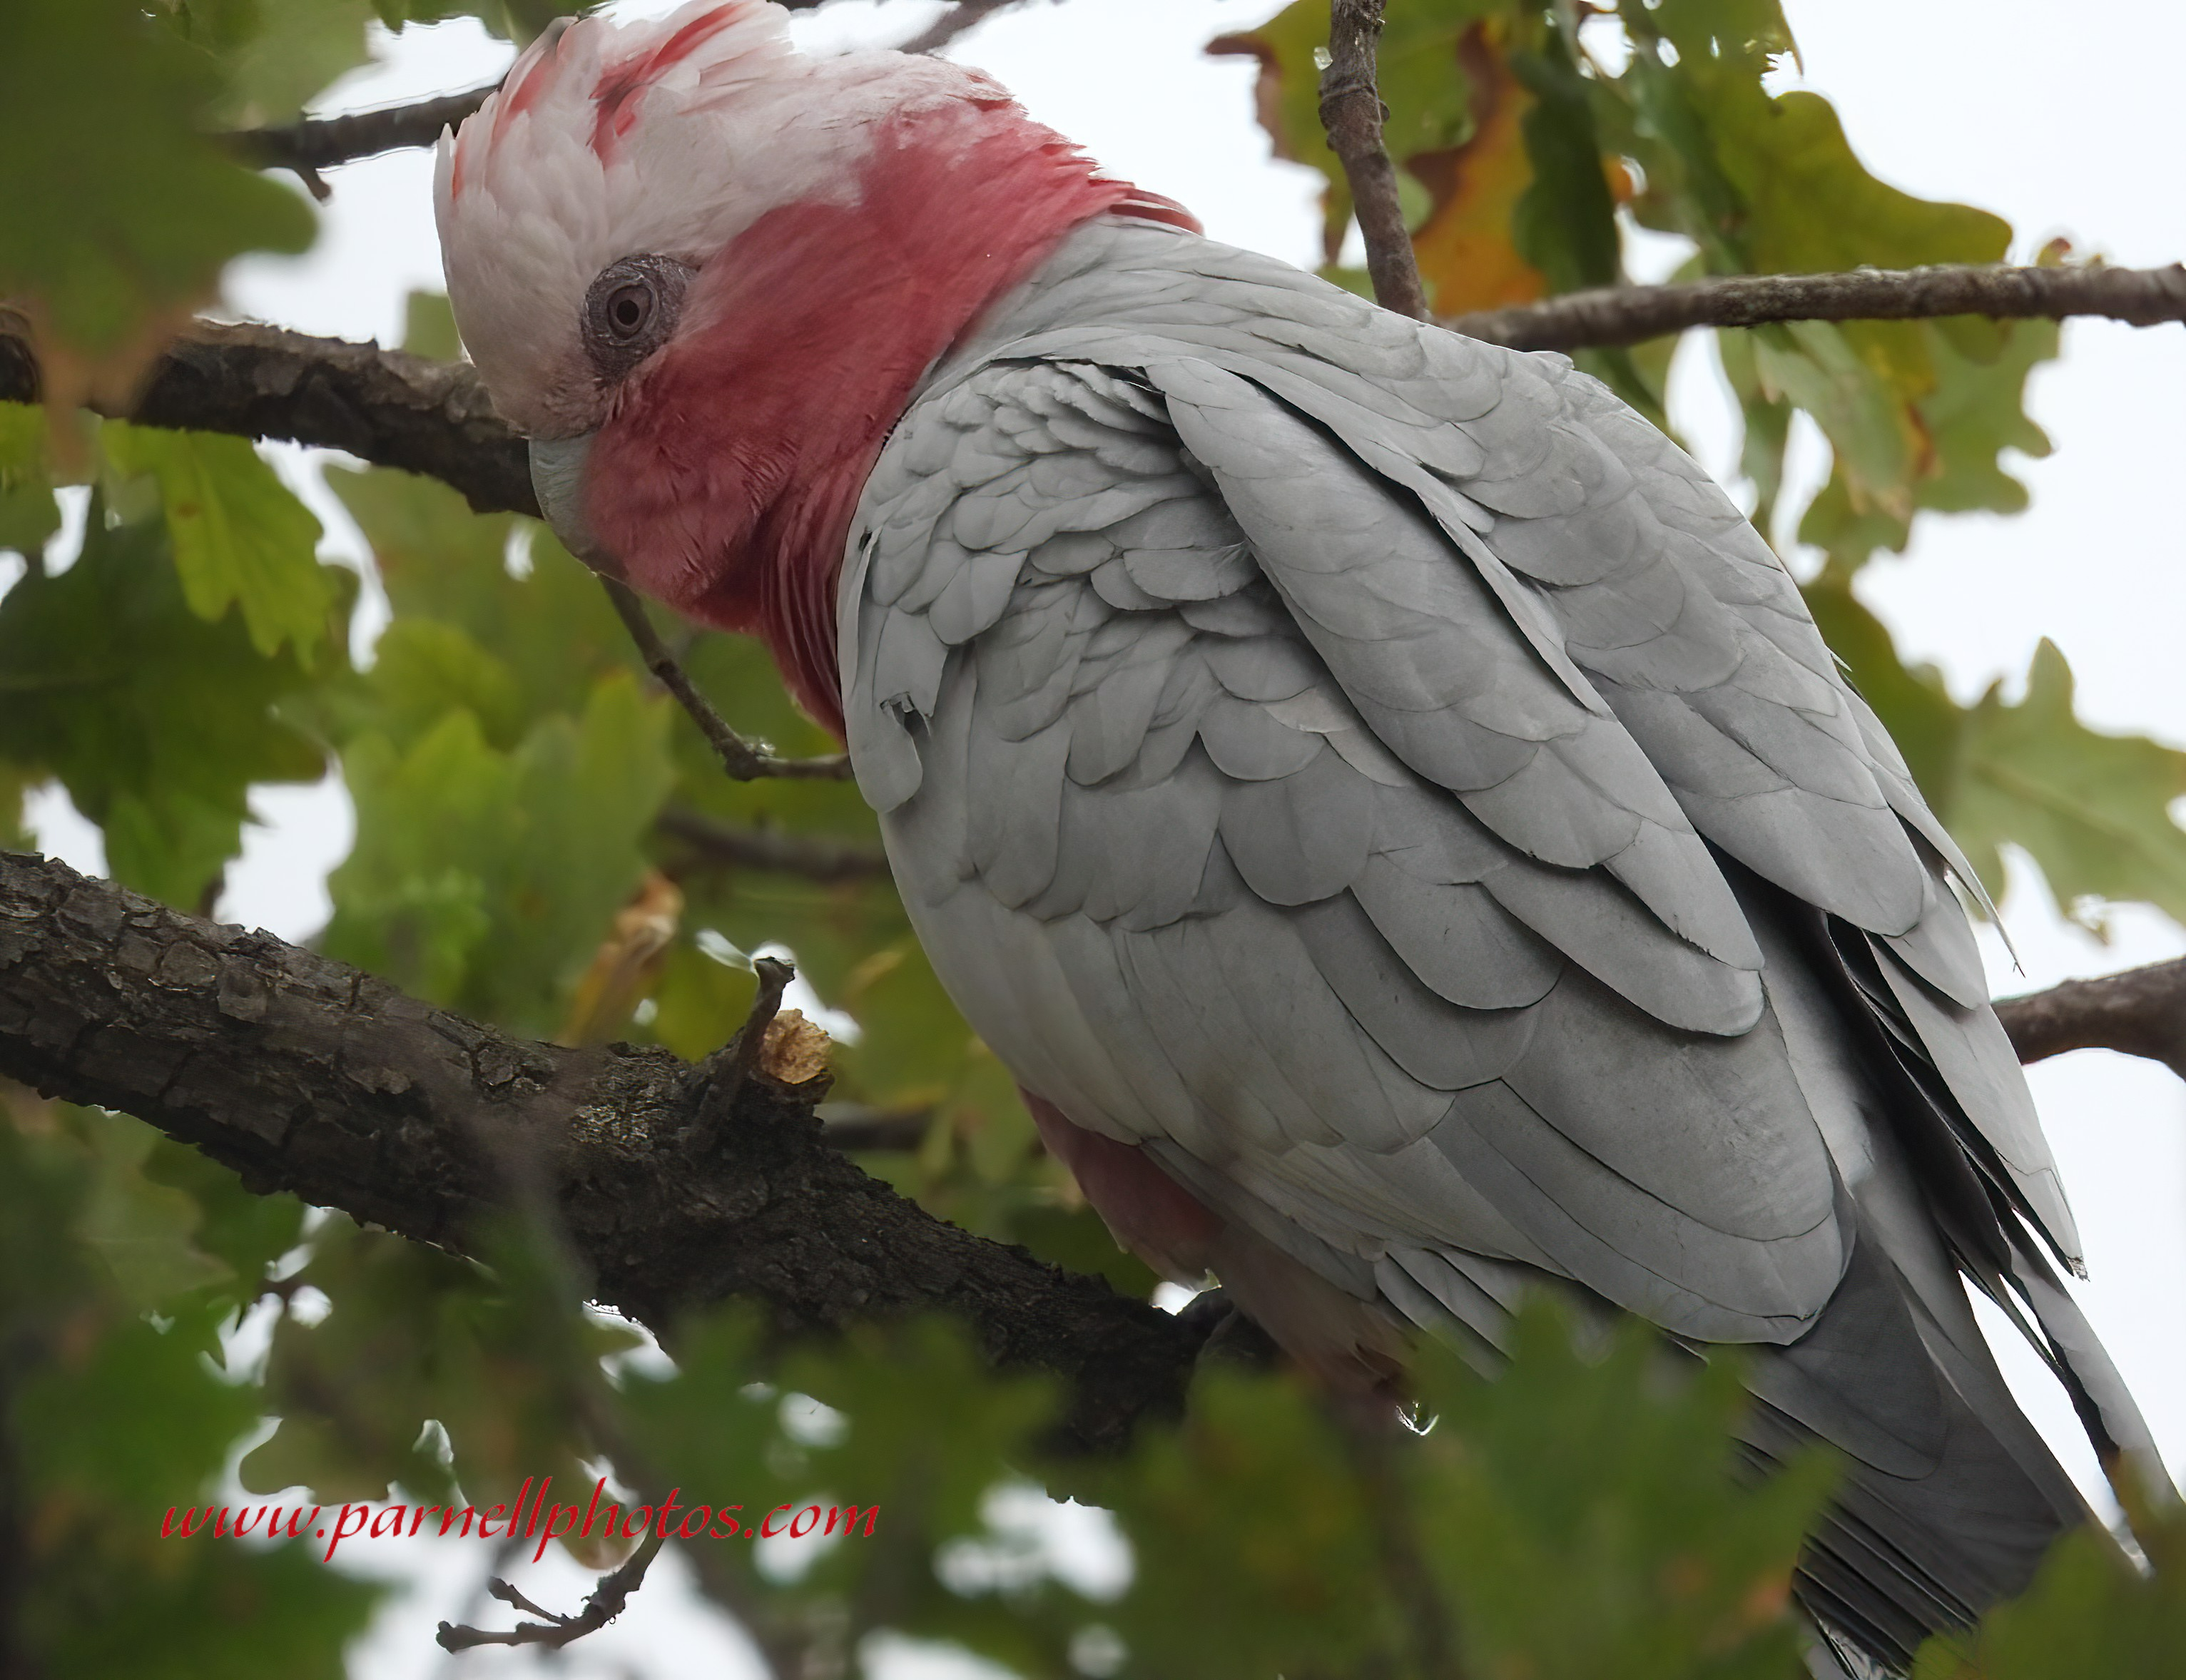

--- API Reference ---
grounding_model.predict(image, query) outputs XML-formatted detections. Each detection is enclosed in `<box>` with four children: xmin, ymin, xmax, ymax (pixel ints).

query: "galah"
<box><xmin>435</xmin><ymin>3</ymin><xmax>2170</xmax><ymax>1669</ymax></box>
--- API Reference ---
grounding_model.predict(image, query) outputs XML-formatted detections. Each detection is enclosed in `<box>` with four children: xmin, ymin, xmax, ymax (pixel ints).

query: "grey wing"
<box><xmin>935</xmin><ymin>222</ymin><xmax>2080</xmax><ymax>1268</ymax></box>
<box><xmin>841</xmin><ymin>294</ymin><xmax>2167</xmax><ymax>1669</ymax></box>
<box><xmin>844</xmin><ymin>355</ymin><xmax>1851</xmax><ymax>1350</ymax></box>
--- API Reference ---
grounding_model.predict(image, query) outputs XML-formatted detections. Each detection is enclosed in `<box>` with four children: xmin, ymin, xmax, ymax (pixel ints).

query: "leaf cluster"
<box><xmin>1220</xmin><ymin>0</ymin><xmax>2186</xmax><ymax>925</ymax></box>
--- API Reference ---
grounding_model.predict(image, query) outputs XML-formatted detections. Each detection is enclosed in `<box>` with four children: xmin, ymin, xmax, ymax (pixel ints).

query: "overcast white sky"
<box><xmin>21</xmin><ymin>2</ymin><xmax>2186</xmax><ymax>1674</ymax></box>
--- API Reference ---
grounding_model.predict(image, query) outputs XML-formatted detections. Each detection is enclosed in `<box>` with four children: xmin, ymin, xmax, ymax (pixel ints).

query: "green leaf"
<box><xmin>1809</xmin><ymin>576</ymin><xmax>2186</xmax><ymax>927</ymax></box>
<box><xmin>0</xmin><ymin>497</ymin><xmax>332</xmax><ymax>906</ymax></box>
<box><xmin>0</xmin><ymin>0</ymin><xmax>315</xmax><ymax>360</ymax></box>
<box><xmin>400</xmin><ymin>288</ymin><xmax>464</xmax><ymax>361</ymax></box>
<box><xmin>0</xmin><ymin>402</ymin><xmax>61</xmax><ymax>559</ymax></box>
<box><xmin>28</xmin><ymin>1532</ymin><xmax>382</xmax><ymax>1680</ymax></box>
<box><xmin>103</xmin><ymin>422</ymin><xmax>336</xmax><ymax>664</ymax></box>
<box><xmin>323</xmin><ymin>673</ymin><xmax>674</xmax><ymax>1033</ymax></box>
<box><xmin>1954</xmin><ymin>641</ymin><xmax>2186</xmax><ymax>928</ymax></box>
<box><xmin>240</xmin><ymin>1213</ymin><xmax>625</xmax><ymax>1515</ymax></box>
<box><xmin>1612</xmin><ymin>0</ymin><xmax>2053</xmax><ymax>571</ymax></box>
<box><xmin>1</xmin><ymin>1071</ymin><xmax>377</xmax><ymax>1680</ymax></box>
<box><xmin>142</xmin><ymin>1134</ymin><xmax>310</xmax><ymax>1295</ymax></box>
<box><xmin>1912</xmin><ymin>1490</ymin><xmax>2186</xmax><ymax>1679</ymax></box>
<box><xmin>176</xmin><ymin>0</ymin><xmax>382</xmax><ymax>128</ymax></box>
<box><xmin>71</xmin><ymin>1108</ymin><xmax>232</xmax><ymax>1309</ymax></box>
<box><xmin>320</xmin><ymin>710</ymin><xmax>518</xmax><ymax>1004</ymax></box>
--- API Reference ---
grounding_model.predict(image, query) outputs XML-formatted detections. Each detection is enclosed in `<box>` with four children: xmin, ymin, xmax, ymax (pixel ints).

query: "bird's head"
<box><xmin>434</xmin><ymin>0</ymin><xmax>1190</xmax><ymax>714</ymax></box>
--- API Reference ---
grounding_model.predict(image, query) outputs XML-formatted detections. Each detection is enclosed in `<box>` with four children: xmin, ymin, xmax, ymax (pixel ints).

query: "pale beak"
<box><xmin>529</xmin><ymin>433</ymin><xmax>615</xmax><ymax>574</ymax></box>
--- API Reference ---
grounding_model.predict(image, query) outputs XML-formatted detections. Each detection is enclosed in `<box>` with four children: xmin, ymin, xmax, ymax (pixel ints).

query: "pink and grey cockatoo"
<box><xmin>435</xmin><ymin>4</ymin><xmax>2170</xmax><ymax>1669</ymax></box>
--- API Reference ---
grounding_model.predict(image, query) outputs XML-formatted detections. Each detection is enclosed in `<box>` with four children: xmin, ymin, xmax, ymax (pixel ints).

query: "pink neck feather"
<box><xmin>583</xmin><ymin>105</ymin><xmax>1194</xmax><ymax>738</ymax></box>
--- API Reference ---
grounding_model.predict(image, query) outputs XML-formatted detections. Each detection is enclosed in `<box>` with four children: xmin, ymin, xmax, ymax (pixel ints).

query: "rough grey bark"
<box><xmin>0</xmin><ymin>318</ymin><xmax>535</xmax><ymax>517</ymax></box>
<box><xmin>0</xmin><ymin>850</ymin><xmax>1199</xmax><ymax>1455</ymax></box>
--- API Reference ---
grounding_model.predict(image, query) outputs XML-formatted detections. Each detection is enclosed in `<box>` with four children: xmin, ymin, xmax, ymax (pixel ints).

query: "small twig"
<box><xmin>897</xmin><ymin>0</ymin><xmax>1027</xmax><ymax>54</ymax></box>
<box><xmin>1344</xmin><ymin>1427</ymin><xmax>1468</xmax><ymax>1680</ymax></box>
<box><xmin>817</xmin><ymin>1103</ymin><xmax>935</xmax><ymax>1152</ymax></box>
<box><xmin>602</xmin><ymin>579</ymin><xmax>852</xmax><ymax>782</ymax></box>
<box><xmin>230</xmin><ymin>85</ymin><xmax>500</xmax><ymax>177</ymax></box>
<box><xmin>436</xmin><ymin>1529</ymin><xmax>666</xmax><ymax>1651</ymax></box>
<box><xmin>220</xmin><ymin>0</ymin><xmax>841</xmax><ymax>177</ymax></box>
<box><xmin>657</xmin><ymin>807</ymin><xmax>888</xmax><ymax>882</ymax></box>
<box><xmin>1995</xmin><ymin>956</ymin><xmax>2186</xmax><ymax>1082</ymax></box>
<box><xmin>1444</xmin><ymin>262</ymin><xmax>2186</xmax><ymax>351</ymax></box>
<box><xmin>1318</xmin><ymin>0</ymin><xmax>1431</xmax><ymax>321</ymax></box>
<box><xmin>685</xmin><ymin>954</ymin><xmax>800</xmax><ymax>1144</ymax></box>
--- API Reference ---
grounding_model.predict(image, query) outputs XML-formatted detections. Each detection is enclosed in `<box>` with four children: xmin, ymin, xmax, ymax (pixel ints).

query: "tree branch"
<box><xmin>603</xmin><ymin>581</ymin><xmax>851</xmax><ymax>782</ymax></box>
<box><xmin>437</xmin><ymin>1532</ymin><xmax>667</xmax><ymax>1653</ymax></box>
<box><xmin>7</xmin><ymin>265</ymin><xmax>2184</xmax><ymax>527</ymax></box>
<box><xmin>1318</xmin><ymin>0</ymin><xmax>1430</xmax><ymax>322</ymax></box>
<box><xmin>0</xmin><ymin>850</ymin><xmax>1199</xmax><ymax>1455</ymax></box>
<box><xmin>657</xmin><ymin>807</ymin><xmax>889</xmax><ymax>881</ymax></box>
<box><xmin>219</xmin><ymin>0</ymin><xmax>840</xmax><ymax>180</ymax></box>
<box><xmin>0</xmin><ymin>317</ymin><xmax>534</xmax><ymax>518</ymax></box>
<box><xmin>896</xmin><ymin>0</ymin><xmax>1027</xmax><ymax>55</ymax></box>
<box><xmin>230</xmin><ymin>86</ymin><xmax>499</xmax><ymax>178</ymax></box>
<box><xmin>1443</xmin><ymin>262</ymin><xmax>2186</xmax><ymax>351</ymax></box>
<box><xmin>1995</xmin><ymin>957</ymin><xmax>2186</xmax><ymax>1082</ymax></box>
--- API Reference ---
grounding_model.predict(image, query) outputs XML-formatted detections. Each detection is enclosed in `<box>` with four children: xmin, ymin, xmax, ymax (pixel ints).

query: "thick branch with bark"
<box><xmin>1318</xmin><ymin>0</ymin><xmax>1431</xmax><ymax>322</ymax></box>
<box><xmin>0</xmin><ymin>850</ymin><xmax>1199</xmax><ymax>1455</ymax></box>
<box><xmin>6</xmin><ymin>847</ymin><xmax>2186</xmax><ymax>1466</ymax></box>
<box><xmin>0</xmin><ymin>318</ymin><xmax>535</xmax><ymax>517</ymax></box>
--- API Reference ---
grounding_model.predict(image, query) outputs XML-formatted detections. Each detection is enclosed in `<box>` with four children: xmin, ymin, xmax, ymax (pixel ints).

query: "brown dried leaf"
<box><xmin>760</xmin><ymin>1009</ymin><xmax>831</xmax><ymax>1087</ymax></box>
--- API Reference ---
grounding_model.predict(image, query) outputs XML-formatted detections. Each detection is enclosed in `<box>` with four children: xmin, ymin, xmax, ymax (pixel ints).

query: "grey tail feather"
<box><xmin>2003</xmin><ymin>1226</ymin><xmax>2177</xmax><ymax>1510</ymax></box>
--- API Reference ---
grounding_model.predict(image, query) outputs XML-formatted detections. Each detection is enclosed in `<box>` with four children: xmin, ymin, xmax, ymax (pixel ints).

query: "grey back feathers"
<box><xmin>839</xmin><ymin>218</ymin><xmax>2168</xmax><ymax>1671</ymax></box>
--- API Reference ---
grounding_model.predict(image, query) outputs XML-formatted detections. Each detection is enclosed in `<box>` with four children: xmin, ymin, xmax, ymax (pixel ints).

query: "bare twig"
<box><xmin>1318</xmin><ymin>0</ymin><xmax>1430</xmax><ymax>321</ymax></box>
<box><xmin>658</xmin><ymin>808</ymin><xmax>888</xmax><ymax>882</ymax></box>
<box><xmin>897</xmin><ymin>0</ymin><xmax>1027</xmax><ymax>54</ymax></box>
<box><xmin>220</xmin><ymin>0</ymin><xmax>840</xmax><ymax>178</ymax></box>
<box><xmin>230</xmin><ymin>85</ymin><xmax>500</xmax><ymax>178</ymax></box>
<box><xmin>602</xmin><ymin>579</ymin><xmax>852</xmax><ymax>782</ymax></box>
<box><xmin>818</xmin><ymin>1104</ymin><xmax>935</xmax><ymax>1152</ymax></box>
<box><xmin>1995</xmin><ymin>957</ymin><xmax>2186</xmax><ymax>1082</ymax></box>
<box><xmin>1346</xmin><ymin>1427</ymin><xmax>1468</xmax><ymax>1680</ymax></box>
<box><xmin>688</xmin><ymin>953</ymin><xmax>800</xmax><ymax>1141</ymax></box>
<box><xmin>1444</xmin><ymin>262</ymin><xmax>2186</xmax><ymax>351</ymax></box>
<box><xmin>436</xmin><ymin>1531</ymin><xmax>668</xmax><ymax>1651</ymax></box>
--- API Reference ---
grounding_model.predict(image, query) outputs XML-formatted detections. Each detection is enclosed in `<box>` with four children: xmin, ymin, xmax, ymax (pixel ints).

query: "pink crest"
<box><xmin>589</xmin><ymin>3</ymin><xmax>749</xmax><ymax>162</ymax></box>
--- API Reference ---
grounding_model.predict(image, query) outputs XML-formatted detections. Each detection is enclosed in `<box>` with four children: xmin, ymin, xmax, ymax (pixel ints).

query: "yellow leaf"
<box><xmin>1407</xmin><ymin>27</ymin><xmax>1547</xmax><ymax>315</ymax></box>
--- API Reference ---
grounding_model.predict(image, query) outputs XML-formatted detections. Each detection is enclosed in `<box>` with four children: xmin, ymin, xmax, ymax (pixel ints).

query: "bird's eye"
<box><xmin>605</xmin><ymin>282</ymin><xmax>654</xmax><ymax>341</ymax></box>
<box><xmin>581</xmin><ymin>254</ymin><xmax>691</xmax><ymax>380</ymax></box>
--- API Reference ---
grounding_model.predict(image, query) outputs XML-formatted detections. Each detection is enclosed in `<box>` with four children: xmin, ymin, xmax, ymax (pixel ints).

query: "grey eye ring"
<box><xmin>581</xmin><ymin>253</ymin><xmax>691</xmax><ymax>380</ymax></box>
